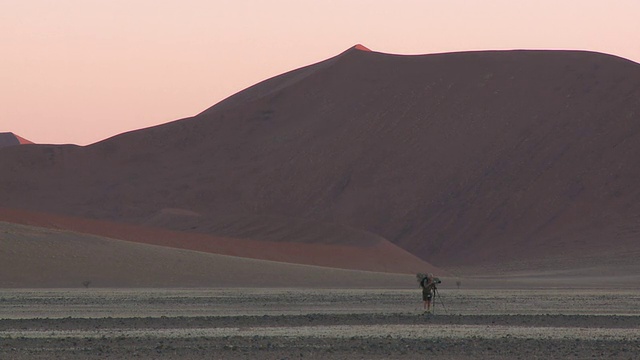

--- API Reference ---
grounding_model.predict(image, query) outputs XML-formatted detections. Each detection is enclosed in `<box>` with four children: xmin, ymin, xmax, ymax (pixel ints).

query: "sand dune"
<box><xmin>1</xmin><ymin>46</ymin><xmax>639</xmax><ymax>276</ymax></box>
<box><xmin>0</xmin><ymin>221</ymin><xmax>415</xmax><ymax>288</ymax></box>
<box><xmin>0</xmin><ymin>208</ymin><xmax>439</xmax><ymax>275</ymax></box>
<box><xmin>5</xmin><ymin>219</ymin><xmax>634</xmax><ymax>289</ymax></box>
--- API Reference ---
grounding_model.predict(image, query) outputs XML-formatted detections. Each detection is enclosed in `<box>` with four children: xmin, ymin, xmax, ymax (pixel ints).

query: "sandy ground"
<box><xmin>1</xmin><ymin>288</ymin><xmax>639</xmax><ymax>359</ymax></box>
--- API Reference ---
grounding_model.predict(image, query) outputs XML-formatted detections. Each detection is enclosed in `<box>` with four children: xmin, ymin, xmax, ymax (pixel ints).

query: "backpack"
<box><xmin>416</xmin><ymin>273</ymin><xmax>427</xmax><ymax>288</ymax></box>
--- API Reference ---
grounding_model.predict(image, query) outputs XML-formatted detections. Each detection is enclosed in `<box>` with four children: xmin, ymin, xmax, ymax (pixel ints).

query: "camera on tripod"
<box><xmin>416</xmin><ymin>273</ymin><xmax>442</xmax><ymax>286</ymax></box>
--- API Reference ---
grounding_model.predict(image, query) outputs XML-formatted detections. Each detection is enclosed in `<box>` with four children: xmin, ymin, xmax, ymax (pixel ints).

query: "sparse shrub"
<box><xmin>82</xmin><ymin>280</ymin><xmax>91</xmax><ymax>288</ymax></box>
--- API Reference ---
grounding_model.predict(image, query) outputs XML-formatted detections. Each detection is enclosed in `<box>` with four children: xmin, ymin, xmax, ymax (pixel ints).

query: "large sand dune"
<box><xmin>1</xmin><ymin>46</ymin><xmax>639</xmax><ymax>275</ymax></box>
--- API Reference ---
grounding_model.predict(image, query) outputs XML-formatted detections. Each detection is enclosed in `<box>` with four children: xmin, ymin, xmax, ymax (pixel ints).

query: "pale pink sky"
<box><xmin>2</xmin><ymin>0</ymin><xmax>639</xmax><ymax>145</ymax></box>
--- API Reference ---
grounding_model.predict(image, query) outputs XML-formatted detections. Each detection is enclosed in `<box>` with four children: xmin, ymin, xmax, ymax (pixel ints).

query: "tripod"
<box><xmin>431</xmin><ymin>286</ymin><xmax>448</xmax><ymax>315</ymax></box>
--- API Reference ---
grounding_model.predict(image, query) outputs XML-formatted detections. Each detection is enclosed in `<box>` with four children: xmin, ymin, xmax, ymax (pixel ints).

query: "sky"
<box><xmin>2</xmin><ymin>0</ymin><xmax>639</xmax><ymax>145</ymax></box>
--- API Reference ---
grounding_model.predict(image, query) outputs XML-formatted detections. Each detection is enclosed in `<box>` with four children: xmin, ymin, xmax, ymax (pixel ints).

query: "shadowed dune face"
<box><xmin>1</xmin><ymin>47</ymin><xmax>639</xmax><ymax>273</ymax></box>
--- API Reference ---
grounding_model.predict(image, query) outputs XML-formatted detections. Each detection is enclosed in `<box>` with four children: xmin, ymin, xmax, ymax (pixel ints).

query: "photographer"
<box><xmin>420</xmin><ymin>273</ymin><xmax>437</xmax><ymax>313</ymax></box>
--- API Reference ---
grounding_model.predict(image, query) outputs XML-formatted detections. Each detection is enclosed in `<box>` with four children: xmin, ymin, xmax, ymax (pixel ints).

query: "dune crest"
<box><xmin>353</xmin><ymin>44</ymin><xmax>371</xmax><ymax>52</ymax></box>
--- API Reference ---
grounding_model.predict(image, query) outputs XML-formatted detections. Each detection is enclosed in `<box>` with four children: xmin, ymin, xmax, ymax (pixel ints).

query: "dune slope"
<box><xmin>0</xmin><ymin>221</ymin><xmax>415</xmax><ymax>288</ymax></box>
<box><xmin>0</xmin><ymin>208</ymin><xmax>438</xmax><ymax>275</ymax></box>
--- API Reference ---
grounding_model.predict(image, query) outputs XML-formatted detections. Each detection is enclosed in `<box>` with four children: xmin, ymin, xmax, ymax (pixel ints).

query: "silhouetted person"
<box><xmin>420</xmin><ymin>273</ymin><xmax>435</xmax><ymax>313</ymax></box>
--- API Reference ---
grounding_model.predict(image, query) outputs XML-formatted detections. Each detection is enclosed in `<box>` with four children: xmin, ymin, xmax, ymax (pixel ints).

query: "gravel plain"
<box><xmin>1</xmin><ymin>288</ymin><xmax>639</xmax><ymax>359</ymax></box>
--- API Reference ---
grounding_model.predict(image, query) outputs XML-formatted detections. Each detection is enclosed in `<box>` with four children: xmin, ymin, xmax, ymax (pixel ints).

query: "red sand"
<box><xmin>354</xmin><ymin>44</ymin><xmax>371</xmax><ymax>52</ymax></box>
<box><xmin>14</xmin><ymin>134</ymin><xmax>33</xmax><ymax>145</ymax></box>
<box><xmin>0</xmin><ymin>208</ymin><xmax>440</xmax><ymax>274</ymax></box>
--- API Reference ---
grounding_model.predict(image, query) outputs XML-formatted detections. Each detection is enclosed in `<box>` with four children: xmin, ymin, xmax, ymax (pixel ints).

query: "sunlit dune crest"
<box><xmin>15</xmin><ymin>135</ymin><xmax>33</xmax><ymax>144</ymax></box>
<box><xmin>353</xmin><ymin>44</ymin><xmax>371</xmax><ymax>52</ymax></box>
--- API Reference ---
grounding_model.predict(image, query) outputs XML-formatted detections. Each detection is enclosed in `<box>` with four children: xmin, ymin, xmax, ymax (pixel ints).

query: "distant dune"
<box><xmin>1</xmin><ymin>46</ymin><xmax>639</xmax><ymax>280</ymax></box>
<box><xmin>0</xmin><ymin>132</ymin><xmax>33</xmax><ymax>148</ymax></box>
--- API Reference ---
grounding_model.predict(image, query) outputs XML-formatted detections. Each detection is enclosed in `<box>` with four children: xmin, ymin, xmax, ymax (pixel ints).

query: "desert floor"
<box><xmin>1</xmin><ymin>288</ymin><xmax>639</xmax><ymax>359</ymax></box>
